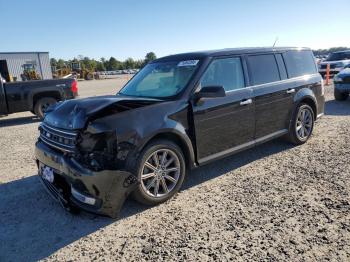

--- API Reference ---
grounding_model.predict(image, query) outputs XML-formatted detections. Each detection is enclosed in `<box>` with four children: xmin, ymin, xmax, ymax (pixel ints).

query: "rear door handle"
<box><xmin>286</xmin><ymin>88</ymin><xmax>295</xmax><ymax>94</ymax></box>
<box><xmin>240</xmin><ymin>98</ymin><xmax>252</xmax><ymax>106</ymax></box>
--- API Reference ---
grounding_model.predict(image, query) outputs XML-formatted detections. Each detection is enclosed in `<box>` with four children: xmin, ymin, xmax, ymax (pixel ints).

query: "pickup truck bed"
<box><xmin>0</xmin><ymin>77</ymin><xmax>78</xmax><ymax>119</ymax></box>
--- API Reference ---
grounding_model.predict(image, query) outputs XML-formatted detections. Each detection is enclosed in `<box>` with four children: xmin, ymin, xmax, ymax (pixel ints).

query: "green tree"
<box><xmin>50</xmin><ymin>58</ymin><xmax>58</xmax><ymax>67</ymax></box>
<box><xmin>143</xmin><ymin>52</ymin><xmax>157</xmax><ymax>66</ymax></box>
<box><xmin>96</xmin><ymin>59</ymin><xmax>106</xmax><ymax>71</ymax></box>
<box><xmin>107</xmin><ymin>57</ymin><xmax>121</xmax><ymax>70</ymax></box>
<box><xmin>57</xmin><ymin>59</ymin><xmax>66</xmax><ymax>69</ymax></box>
<box><xmin>124</xmin><ymin>58</ymin><xmax>135</xmax><ymax>69</ymax></box>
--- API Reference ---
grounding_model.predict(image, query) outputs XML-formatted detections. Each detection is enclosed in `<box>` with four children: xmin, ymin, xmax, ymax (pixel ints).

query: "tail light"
<box><xmin>71</xmin><ymin>79</ymin><xmax>78</xmax><ymax>95</ymax></box>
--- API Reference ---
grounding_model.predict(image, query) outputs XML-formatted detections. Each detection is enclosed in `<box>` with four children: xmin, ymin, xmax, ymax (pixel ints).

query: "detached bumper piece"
<box><xmin>35</xmin><ymin>141</ymin><xmax>138</xmax><ymax>218</ymax></box>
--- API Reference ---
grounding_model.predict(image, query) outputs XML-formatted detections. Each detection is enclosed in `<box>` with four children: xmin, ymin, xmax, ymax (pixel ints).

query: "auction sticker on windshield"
<box><xmin>178</xmin><ymin>60</ymin><xmax>199</xmax><ymax>67</ymax></box>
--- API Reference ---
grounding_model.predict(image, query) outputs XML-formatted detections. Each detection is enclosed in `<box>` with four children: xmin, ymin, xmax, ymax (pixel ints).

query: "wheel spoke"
<box><xmin>160</xmin><ymin>151</ymin><xmax>168</xmax><ymax>165</ymax></box>
<box><xmin>153</xmin><ymin>178</ymin><xmax>160</xmax><ymax>196</ymax></box>
<box><xmin>146</xmin><ymin>177</ymin><xmax>157</xmax><ymax>190</ymax></box>
<box><xmin>142</xmin><ymin>172</ymin><xmax>156</xmax><ymax>180</ymax></box>
<box><xmin>164</xmin><ymin>157</ymin><xmax>174</xmax><ymax>168</ymax></box>
<box><xmin>144</xmin><ymin>161</ymin><xmax>156</xmax><ymax>171</ymax></box>
<box><xmin>160</xmin><ymin>176</ymin><xmax>169</xmax><ymax>193</ymax></box>
<box><xmin>152</xmin><ymin>153</ymin><xmax>160</xmax><ymax>167</ymax></box>
<box><xmin>164</xmin><ymin>174</ymin><xmax>176</xmax><ymax>183</ymax></box>
<box><xmin>296</xmin><ymin>124</ymin><xmax>302</xmax><ymax>131</ymax></box>
<box><xmin>165</xmin><ymin>167</ymin><xmax>179</xmax><ymax>173</ymax></box>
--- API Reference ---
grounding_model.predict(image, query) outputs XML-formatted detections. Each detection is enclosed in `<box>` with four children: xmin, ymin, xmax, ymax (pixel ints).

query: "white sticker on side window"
<box><xmin>177</xmin><ymin>60</ymin><xmax>199</xmax><ymax>67</ymax></box>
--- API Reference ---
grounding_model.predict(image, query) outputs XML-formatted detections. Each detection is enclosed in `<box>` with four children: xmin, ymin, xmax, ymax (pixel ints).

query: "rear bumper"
<box><xmin>35</xmin><ymin>141</ymin><xmax>138</xmax><ymax>218</ymax></box>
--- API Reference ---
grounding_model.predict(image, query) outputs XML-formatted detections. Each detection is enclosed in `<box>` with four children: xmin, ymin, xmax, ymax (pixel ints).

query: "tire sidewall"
<box><xmin>34</xmin><ymin>97</ymin><xmax>57</xmax><ymax>119</ymax></box>
<box><xmin>133</xmin><ymin>140</ymin><xmax>186</xmax><ymax>205</ymax></box>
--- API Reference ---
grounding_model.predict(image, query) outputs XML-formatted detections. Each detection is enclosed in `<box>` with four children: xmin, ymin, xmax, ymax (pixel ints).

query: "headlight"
<box><xmin>334</xmin><ymin>75</ymin><xmax>343</xmax><ymax>82</ymax></box>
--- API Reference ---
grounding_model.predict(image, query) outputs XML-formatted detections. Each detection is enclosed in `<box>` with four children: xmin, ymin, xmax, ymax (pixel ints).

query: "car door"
<box><xmin>246</xmin><ymin>53</ymin><xmax>294</xmax><ymax>140</ymax></box>
<box><xmin>192</xmin><ymin>56</ymin><xmax>255</xmax><ymax>163</ymax></box>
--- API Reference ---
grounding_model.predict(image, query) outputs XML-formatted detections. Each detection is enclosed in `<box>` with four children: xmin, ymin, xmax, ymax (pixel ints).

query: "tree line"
<box><xmin>312</xmin><ymin>47</ymin><xmax>349</xmax><ymax>56</ymax></box>
<box><xmin>50</xmin><ymin>52</ymin><xmax>157</xmax><ymax>72</ymax></box>
<box><xmin>50</xmin><ymin>47</ymin><xmax>350</xmax><ymax>72</ymax></box>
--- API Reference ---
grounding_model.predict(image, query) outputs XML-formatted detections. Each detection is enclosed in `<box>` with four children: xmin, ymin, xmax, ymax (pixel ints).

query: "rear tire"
<box><xmin>132</xmin><ymin>139</ymin><xmax>186</xmax><ymax>205</ymax></box>
<box><xmin>286</xmin><ymin>103</ymin><xmax>314</xmax><ymax>145</ymax></box>
<box><xmin>334</xmin><ymin>89</ymin><xmax>348</xmax><ymax>101</ymax></box>
<box><xmin>34</xmin><ymin>97</ymin><xmax>57</xmax><ymax>119</ymax></box>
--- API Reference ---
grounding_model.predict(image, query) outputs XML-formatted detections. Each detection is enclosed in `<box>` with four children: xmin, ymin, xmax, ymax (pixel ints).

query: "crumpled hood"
<box><xmin>44</xmin><ymin>95</ymin><xmax>162</xmax><ymax>130</ymax></box>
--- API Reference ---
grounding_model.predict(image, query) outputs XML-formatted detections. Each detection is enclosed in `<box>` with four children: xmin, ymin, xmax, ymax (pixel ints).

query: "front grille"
<box><xmin>321</xmin><ymin>64</ymin><xmax>337</xmax><ymax>70</ymax></box>
<box><xmin>39</xmin><ymin>123</ymin><xmax>78</xmax><ymax>153</ymax></box>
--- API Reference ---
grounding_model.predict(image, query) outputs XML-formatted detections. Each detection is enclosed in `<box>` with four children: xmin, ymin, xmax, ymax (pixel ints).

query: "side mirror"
<box><xmin>196</xmin><ymin>85</ymin><xmax>226</xmax><ymax>100</ymax></box>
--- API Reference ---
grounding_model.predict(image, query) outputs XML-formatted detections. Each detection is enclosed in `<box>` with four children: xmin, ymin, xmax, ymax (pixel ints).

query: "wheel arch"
<box><xmin>139</xmin><ymin>130</ymin><xmax>196</xmax><ymax>170</ymax></box>
<box><xmin>294</xmin><ymin>88</ymin><xmax>318</xmax><ymax>119</ymax></box>
<box><xmin>31</xmin><ymin>91</ymin><xmax>62</xmax><ymax>110</ymax></box>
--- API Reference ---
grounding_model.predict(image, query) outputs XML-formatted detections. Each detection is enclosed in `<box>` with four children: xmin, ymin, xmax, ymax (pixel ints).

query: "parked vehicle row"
<box><xmin>318</xmin><ymin>50</ymin><xmax>350</xmax><ymax>77</ymax></box>
<box><xmin>97</xmin><ymin>69</ymin><xmax>139</xmax><ymax>75</ymax></box>
<box><xmin>34</xmin><ymin>47</ymin><xmax>325</xmax><ymax>218</ymax></box>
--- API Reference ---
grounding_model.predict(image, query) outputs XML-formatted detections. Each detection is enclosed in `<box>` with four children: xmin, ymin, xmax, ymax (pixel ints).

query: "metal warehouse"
<box><xmin>0</xmin><ymin>52</ymin><xmax>52</xmax><ymax>82</ymax></box>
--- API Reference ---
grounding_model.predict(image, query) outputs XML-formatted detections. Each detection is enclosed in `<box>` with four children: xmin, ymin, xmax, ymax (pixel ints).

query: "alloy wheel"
<box><xmin>140</xmin><ymin>149</ymin><xmax>181</xmax><ymax>198</ymax></box>
<box><xmin>295</xmin><ymin>107</ymin><xmax>313</xmax><ymax>141</ymax></box>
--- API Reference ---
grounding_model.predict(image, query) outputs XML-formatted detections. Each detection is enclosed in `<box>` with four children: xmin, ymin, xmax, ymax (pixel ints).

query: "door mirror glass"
<box><xmin>197</xmin><ymin>85</ymin><xmax>225</xmax><ymax>99</ymax></box>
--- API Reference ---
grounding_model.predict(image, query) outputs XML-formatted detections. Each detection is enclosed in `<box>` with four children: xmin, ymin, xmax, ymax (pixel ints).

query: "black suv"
<box><xmin>35</xmin><ymin>47</ymin><xmax>325</xmax><ymax>217</ymax></box>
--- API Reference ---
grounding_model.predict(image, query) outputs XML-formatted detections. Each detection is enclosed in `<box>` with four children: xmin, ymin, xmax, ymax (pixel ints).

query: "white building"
<box><xmin>0</xmin><ymin>52</ymin><xmax>52</xmax><ymax>82</ymax></box>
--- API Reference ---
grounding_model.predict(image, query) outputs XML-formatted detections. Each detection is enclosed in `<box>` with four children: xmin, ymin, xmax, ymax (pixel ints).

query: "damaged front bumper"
<box><xmin>35</xmin><ymin>141</ymin><xmax>138</xmax><ymax>218</ymax></box>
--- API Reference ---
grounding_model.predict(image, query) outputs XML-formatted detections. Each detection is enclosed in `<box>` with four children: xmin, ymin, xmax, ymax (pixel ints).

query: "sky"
<box><xmin>1</xmin><ymin>0</ymin><xmax>349</xmax><ymax>60</ymax></box>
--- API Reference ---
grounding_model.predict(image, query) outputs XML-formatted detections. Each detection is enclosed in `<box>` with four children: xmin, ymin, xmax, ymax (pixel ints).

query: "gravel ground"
<box><xmin>0</xmin><ymin>80</ymin><xmax>349</xmax><ymax>261</ymax></box>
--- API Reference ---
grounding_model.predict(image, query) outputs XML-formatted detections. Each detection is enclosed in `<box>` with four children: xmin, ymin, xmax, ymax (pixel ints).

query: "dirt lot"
<box><xmin>0</xmin><ymin>79</ymin><xmax>349</xmax><ymax>261</ymax></box>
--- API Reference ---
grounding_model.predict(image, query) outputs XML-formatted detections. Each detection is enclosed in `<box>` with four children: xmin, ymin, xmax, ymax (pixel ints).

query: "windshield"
<box><xmin>119</xmin><ymin>60</ymin><xmax>199</xmax><ymax>98</ymax></box>
<box><xmin>326</xmin><ymin>51</ymin><xmax>350</xmax><ymax>61</ymax></box>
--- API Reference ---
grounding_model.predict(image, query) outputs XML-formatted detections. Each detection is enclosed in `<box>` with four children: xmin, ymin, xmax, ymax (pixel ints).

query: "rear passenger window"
<box><xmin>282</xmin><ymin>50</ymin><xmax>317</xmax><ymax>78</ymax></box>
<box><xmin>200</xmin><ymin>57</ymin><xmax>245</xmax><ymax>92</ymax></box>
<box><xmin>247</xmin><ymin>54</ymin><xmax>280</xmax><ymax>85</ymax></box>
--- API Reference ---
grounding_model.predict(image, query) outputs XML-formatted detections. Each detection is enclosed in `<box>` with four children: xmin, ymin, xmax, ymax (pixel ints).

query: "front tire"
<box><xmin>334</xmin><ymin>89</ymin><xmax>348</xmax><ymax>101</ymax></box>
<box><xmin>34</xmin><ymin>97</ymin><xmax>57</xmax><ymax>119</ymax></box>
<box><xmin>132</xmin><ymin>139</ymin><xmax>186</xmax><ymax>205</ymax></box>
<box><xmin>286</xmin><ymin>103</ymin><xmax>314</xmax><ymax>145</ymax></box>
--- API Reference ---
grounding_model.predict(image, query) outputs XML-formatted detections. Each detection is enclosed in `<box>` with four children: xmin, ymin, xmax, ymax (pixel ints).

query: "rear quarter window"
<box><xmin>247</xmin><ymin>54</ymin><xmax>280</xmax><ymax>85</ymax></box>
<box><xmin>282</xmin><ymin>50</ymin><xmax>317</xmax><ymax>78</ymax></box>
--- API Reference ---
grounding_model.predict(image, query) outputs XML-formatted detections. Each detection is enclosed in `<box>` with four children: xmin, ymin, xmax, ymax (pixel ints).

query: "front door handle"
<box><xmin>286</xmin><ymin>88</ymin><xmax>295</xmax><ymax>94</ymax></box>
<box><xmin>240</xmin><ymin>98</ymin><xmax>252</xmax><ymax>106</ymax></box>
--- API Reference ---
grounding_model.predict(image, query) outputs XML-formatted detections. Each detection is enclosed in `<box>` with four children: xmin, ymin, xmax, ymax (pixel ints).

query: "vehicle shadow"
<box><xmin>0</xmin><ymin>115</ymin><xmax>41</xmax><ymax>128</ymax></box>
<box><xmin>324</xmin><ymin>99</ymin><xmax>350</xmax><ymax>116</ymax></box>
<box><xmin>0</xmin><ymin>139</ymin><xmax>293</xmax><ymax>261</ymax></box>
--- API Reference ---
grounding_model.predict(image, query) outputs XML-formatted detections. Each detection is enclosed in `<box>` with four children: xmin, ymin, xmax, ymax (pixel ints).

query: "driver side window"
<box><xmin>200</xmin><ymin>57</ymin><xmax>245</xmax><ymax>92</ymax></box>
